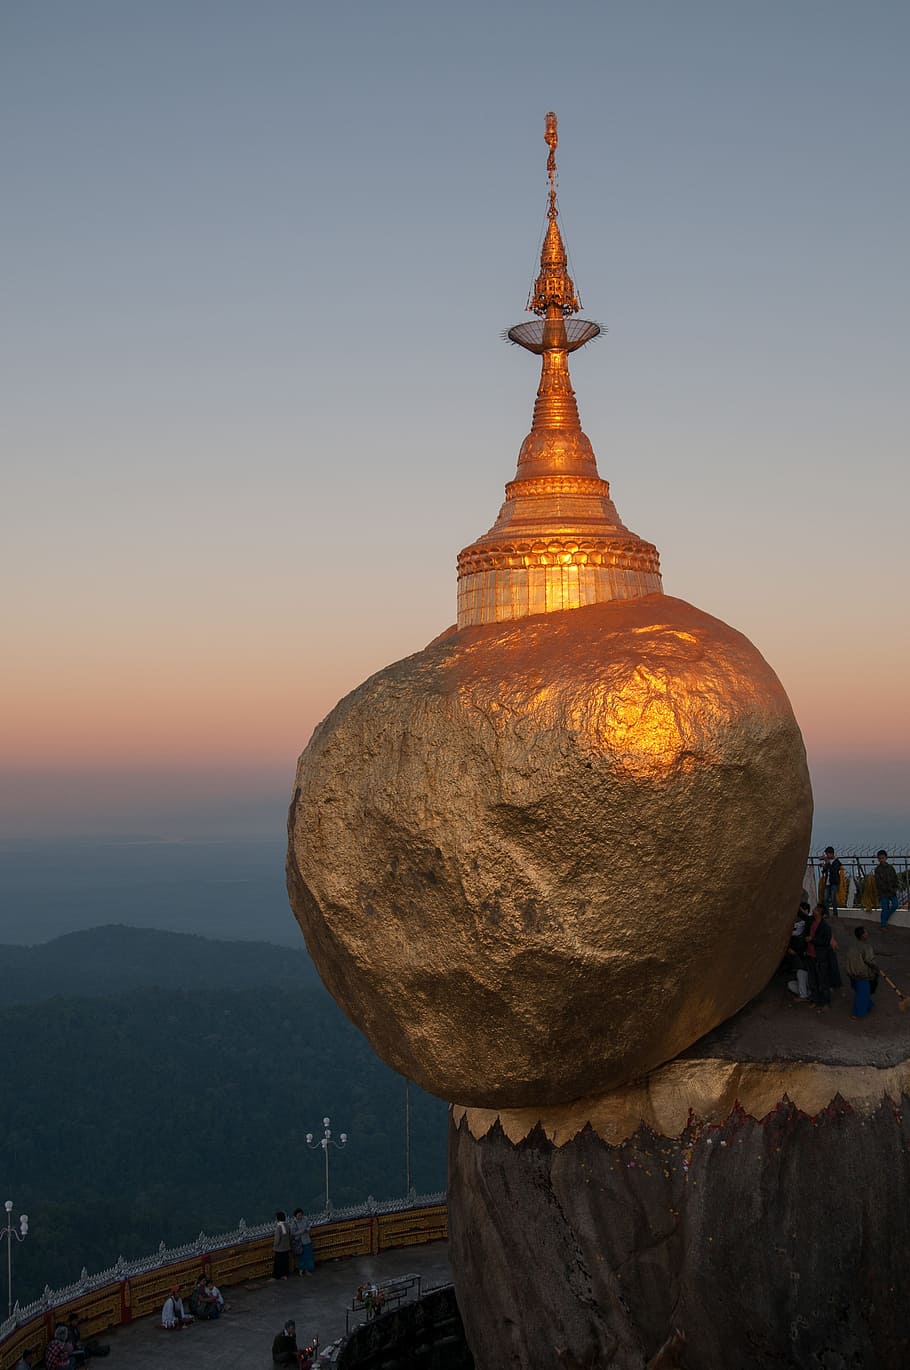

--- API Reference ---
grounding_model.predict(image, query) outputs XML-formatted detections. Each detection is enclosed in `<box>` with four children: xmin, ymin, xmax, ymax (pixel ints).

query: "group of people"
<box><xmin>798</xmin><ymin>846</ymin><xmax>904</xmax><ymax>1019</ymax></box>
<box><xmin>271</xmin><ymin>1318</ymin><xmax>318</xmax><ymax>1367</ymax></box>
<box><xmin>160</xmin><ymin>1275</ymin><xmax>225</xmax><ymax>1328</ymax></box>
<box><xmin>820</xmin><ymin>847</ymin><xmax>902</xmax><ymax>928</ymax></box>
<box><xmin>787</xmin><ymin>901</ymin><xmax>880</xmax><ymax>1019</ymax></box>
<box><xmin>160</xmin><ymin>1269</ymin><xmax>321</xmax><ymax>1366</ymax></box>
<box><xmin>31</xmin><ymin>1313</ymin><xmax>106</xmax><ymax>1368</ymax></box>
<box><xmin>273</xmin><ymin>1208</ymin><xmax>315</xmax><ymax>1279</ymax></box>
<box><xmin>269</xmin><ymin>1209</ymin><xmax>319</xmax><ymax>1363</ymax></box>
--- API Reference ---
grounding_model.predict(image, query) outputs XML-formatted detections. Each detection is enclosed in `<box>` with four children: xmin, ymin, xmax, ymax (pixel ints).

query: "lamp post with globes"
<box><xmin>2</xmin><ymin>1199</ymin><xmax>29</xmax><ymax>1318</ymax></box>
<box><xmin>305</xmin><ymin>1117</ymin><xmax>348</xmax><ymax>1212</ymax></box>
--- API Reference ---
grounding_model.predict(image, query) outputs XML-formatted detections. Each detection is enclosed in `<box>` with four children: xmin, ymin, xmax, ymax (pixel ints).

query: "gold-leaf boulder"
<box><xmin>287</xmin><ymin>594</ymin><xmax>812</xmax><ymax>1108</ymax></box>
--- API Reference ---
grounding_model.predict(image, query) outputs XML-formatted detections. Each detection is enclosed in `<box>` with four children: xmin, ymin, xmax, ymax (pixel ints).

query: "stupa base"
<box><xmin>448</xmin><ymin>971</ymin><xmax>910</xmax><ymax>1369</ymax></box>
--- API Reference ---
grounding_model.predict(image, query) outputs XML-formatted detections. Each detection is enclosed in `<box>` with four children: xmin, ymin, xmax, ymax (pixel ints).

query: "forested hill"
<box><xmin>0</xmin><ymin>924</ymin><xmax>319</xmax><ymax>1000</ymax></box>
<box><xmin>0</xmin><ymin>927</ymin><xmax>448</xmax><ymax>1307</ymax></box>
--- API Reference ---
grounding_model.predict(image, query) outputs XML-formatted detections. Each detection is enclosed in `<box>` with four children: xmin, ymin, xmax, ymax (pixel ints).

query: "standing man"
<box><xmin>806</xmin><ymin>904</ymin><xmax>839</xmax><ymax>1009</ymax></box>
<box><xmin>821</xmin><ymin>846</ymin><xmax>843</xmax><ymax>917</ymax></box>
<box><xmin>874</xmin><ymin>849</ymin><xmax>901</xmax><ymax>929</ymax></box>
<box><xmin>846</xmin><ymin>925</ymin><xmax>878</xmax><ymax>1019</ymax></box>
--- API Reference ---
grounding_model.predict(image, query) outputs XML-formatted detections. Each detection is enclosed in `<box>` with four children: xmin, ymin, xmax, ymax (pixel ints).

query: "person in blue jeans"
<box><xmin>874</xmin><ymin>849</ymin><xmax>900</xmax><ymax>928</ymax></box>
<box><xmin>846</xmin><ymin>925</ymin><xmax>878</xmax><ymax>1019</ymax></box>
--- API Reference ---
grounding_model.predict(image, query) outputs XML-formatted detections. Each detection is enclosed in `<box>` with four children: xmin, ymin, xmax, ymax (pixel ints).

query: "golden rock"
<box><xmin>287</xmin><ymin>593</ymin><xmax>811</xmax><ymax>1107</ymax></box>
<box><xmin>286</xmin><ymin>114</ymin><xmax>812</xmax><ymax>1109</ymax></box>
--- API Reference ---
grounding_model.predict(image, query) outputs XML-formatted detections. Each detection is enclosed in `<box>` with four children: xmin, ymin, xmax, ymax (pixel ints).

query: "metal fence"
<box><xmin>804</xmin><ymin>849</ymin><xmax>910</xmax><ymax>910</ymax></box>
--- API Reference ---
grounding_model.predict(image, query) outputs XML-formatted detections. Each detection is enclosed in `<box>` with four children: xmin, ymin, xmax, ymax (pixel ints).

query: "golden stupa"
<box><xmin>287</xmin><ymin>115</ymin><xmax>812</xmax><ymax>1110</ymax></box>
<box><xmin>457</xmin><ymin>112</ymin><xmax>661</xmax><ymax>626</ymax></box>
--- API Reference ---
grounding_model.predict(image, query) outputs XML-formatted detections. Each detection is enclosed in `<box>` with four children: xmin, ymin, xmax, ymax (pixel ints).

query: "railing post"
<box><xmin>120</xmin><ymin>1277</ymin><xmax>132</xmax><ymax>1325</ymax></box>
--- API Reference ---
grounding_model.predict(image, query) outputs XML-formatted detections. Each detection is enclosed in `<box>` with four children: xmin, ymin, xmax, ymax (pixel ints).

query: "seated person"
<box><xmin>44</xmin><ymin>1327</ymin><xmax>75</xmax><ymax>1370</ymax></box>
<box><xmin>161</xmin><ymin>1286</ymin><xmax>193</xmax><ymax>1328</ymax></box>
<box><xmin>65</xmin><ymin>1313</ymin><xmax>86</xmax><ymax>1367</ymax></box>
<box><xmin>272</xmin><ymin>1318</ymin><xmax>298</xmax><ymax>1366</ymax></box>
<box><xmin>205</xmin><ymin>1277</ymin><xmax>225</xmax><ymax>1313</ymax></box>
<box><xmin>188</xmin><ymin>1274</ymin><xmax>220</xmax><ymax>1319</ymax></box>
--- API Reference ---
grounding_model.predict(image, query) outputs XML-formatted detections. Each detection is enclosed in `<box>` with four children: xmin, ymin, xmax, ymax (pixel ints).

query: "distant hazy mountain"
<box><xmin>0</xmin><ymin>923</ymin><xmax>319</xmax><ymax>1001</ymax></box>
<box><xmin>0</xmin><ymin>926</ymin><xmax>448</xmax><ymax>1307</ymax></box>
<box><xmin>0</xmin><ymin>836</ymin><xmax>299</xmax><ymax>944</ymax></box>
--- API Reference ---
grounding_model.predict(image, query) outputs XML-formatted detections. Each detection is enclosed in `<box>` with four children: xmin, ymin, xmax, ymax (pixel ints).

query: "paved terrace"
<box><xmin>683</xmin><ymin>914</ymin><xmax>910</xmax><ymax>1066</ymax></box>
<box><xmin>87</xmin><ymin>921</ymin><xmax>910</xmax><ymax>1366</ymax></box>
<box><xmin>98</xmin><ymin>1242</ymin><xmax>451</xmax><ymax>1368</ymax></box>
<box><xmin>6</xmin><ymin>922</ymin><xmax>908</xmax><ymax>1370</ymax></box>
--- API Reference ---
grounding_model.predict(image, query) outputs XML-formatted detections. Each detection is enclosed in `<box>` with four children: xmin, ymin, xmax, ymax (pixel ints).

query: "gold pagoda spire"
<box><xmin>456</xmin><ymin>113</ymin><xmax>662</xmax><ymax>628</ymax></box>
<box><xmin>528</xmin><ymin>112</ymin><xmax>580</xmax><ymax>317</ymax></box>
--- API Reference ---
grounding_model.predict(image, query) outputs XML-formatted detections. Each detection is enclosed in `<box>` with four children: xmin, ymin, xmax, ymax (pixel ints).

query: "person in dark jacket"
<box><xmin>272</xmin><ymin>1319</ymin><xmax>298</xmax><ymax>1366</ymax></box>
<box><xmin>272</xmin><ymin>1210</ymin><xmax>291</xmax><ymax>1280</ymax></box>
<box><xmin>874</xmin><ymin>850</ymin><xmax>900</xmax><ymax>929</ymax></box>
<box><xmin>65</xmin><ymin>1313</ymin><xmax>86</xmax><ymax>1366</ymax></box>
<box><xmin>821</xmin><ymin>847</ymin><xmax>842</xmax><ymax>917</ymax></box>
<box><xmin>806</xmin><ymin>904</ymin><xmax>841</xmax><ymax>1009</ymax></box>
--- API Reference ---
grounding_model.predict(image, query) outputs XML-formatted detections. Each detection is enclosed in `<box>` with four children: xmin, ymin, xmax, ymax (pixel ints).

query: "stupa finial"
<box><xmin>529</xmin><ymin>112</ymin><xmax>580</xmax><ymax>317</ymax></box>
<box><xmin>545</xmin><ymin>109</ymin><xmax>558</xmax><ymax>216</ymax></box>
<box><xmin>455</xmin><ymin>112</ymin><xmax>663</xmax><ymax>628</ymax></box>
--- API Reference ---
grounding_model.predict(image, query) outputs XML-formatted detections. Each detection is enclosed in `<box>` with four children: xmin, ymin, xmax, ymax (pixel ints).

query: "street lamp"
<box><xmin>305</xmin><ymin>1116</ymin><xmax>348</xmax><ymax>1212</ymax></box>
<box><xmin>2</xmin><ymin>1199</ymin><xmax>29</xmax><ymax>1318</ymax></box>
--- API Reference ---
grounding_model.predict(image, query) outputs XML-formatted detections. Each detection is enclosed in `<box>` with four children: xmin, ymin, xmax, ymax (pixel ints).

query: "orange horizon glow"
<box><xmin>4</xmin><ymin>639</ymin><xmax>907</xmax><ymax>772</ymax></box>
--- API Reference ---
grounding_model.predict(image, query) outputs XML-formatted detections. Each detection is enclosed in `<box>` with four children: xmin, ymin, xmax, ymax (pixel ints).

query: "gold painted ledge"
<box><xmin>452</xmin><ymin>1054</ymin><xmax>910</xmax><ymax>1146</ymax></box>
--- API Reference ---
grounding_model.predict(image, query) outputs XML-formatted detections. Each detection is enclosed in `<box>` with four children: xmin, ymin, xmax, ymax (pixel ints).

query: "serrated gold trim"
<box><xmin>453</xmin><ymin>1056</ymin><xmax>910</xmax><ymax>1146</ymax></box>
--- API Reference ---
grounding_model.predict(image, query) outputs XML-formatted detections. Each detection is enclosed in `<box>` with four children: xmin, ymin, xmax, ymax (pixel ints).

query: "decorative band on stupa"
<box><xmin>456</xmin><ymin>112</ymin><xmax>662</xmax><ymax>628</ymax></box>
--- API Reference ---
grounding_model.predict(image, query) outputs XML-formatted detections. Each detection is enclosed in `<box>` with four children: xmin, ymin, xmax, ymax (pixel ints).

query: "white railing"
<box><xmin>0</xmin><ymin>1188</ymin><xmax>446</xmax><ymax>1344</ymax></box>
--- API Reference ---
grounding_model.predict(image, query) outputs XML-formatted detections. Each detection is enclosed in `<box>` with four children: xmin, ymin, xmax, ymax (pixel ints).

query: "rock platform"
<box><xmin>448</xmin><ymin>917</ymin><xmax>910</xmax><ymax>1370</ymax></box>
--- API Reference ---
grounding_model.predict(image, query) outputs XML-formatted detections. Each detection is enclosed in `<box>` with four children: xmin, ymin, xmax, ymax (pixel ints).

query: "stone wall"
<box><xmin>449</xmin><ymin>1101</ymin><xmax>910</xmax><ymax>1370</ymax></box>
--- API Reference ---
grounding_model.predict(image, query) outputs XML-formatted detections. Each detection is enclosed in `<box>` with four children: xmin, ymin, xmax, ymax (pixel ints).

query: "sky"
<box><xmin>2</xmin><ymin>0</ymin><xmax>908</xmax><ymax>849</ymax></box>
